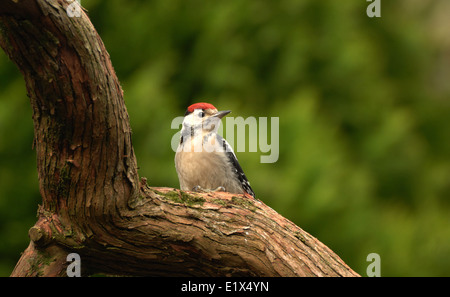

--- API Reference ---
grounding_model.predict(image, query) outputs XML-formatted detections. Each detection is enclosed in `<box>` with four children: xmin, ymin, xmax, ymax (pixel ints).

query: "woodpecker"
<box><xmin>175</xmin><ymin>102</ymin><xmax>255</xmax><ymax>198</ymax></box>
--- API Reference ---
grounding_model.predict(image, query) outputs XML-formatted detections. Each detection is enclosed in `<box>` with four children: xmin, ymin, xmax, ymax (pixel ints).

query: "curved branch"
<box><xmin>0</xmin><ymin>0</ymin><xmax>359</xmax><ymax>277</ymax></box>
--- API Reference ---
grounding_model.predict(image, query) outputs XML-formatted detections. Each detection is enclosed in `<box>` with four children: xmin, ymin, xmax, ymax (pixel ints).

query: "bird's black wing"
<box><xmin>221</xmin><ymin>137</ymin><xmax>255</xmax><ymax>198</ymax></box>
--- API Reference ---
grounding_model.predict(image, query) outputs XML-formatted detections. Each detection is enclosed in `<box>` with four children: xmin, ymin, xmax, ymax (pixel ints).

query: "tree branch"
<box><xmin>1</xmin><ymin>0</ymin><xmax>359</xmax><ymax>277</ymax></box>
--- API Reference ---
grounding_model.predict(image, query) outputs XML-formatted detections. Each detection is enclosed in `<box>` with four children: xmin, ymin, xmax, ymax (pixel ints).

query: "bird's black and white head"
<box><xmin>181</xmin><ymin>102</ymin><xmax>230</xmax><ymax>136</ymax></box>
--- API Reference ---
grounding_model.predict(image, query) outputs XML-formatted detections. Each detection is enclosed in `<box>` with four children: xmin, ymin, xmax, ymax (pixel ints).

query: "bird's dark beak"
<box><xmin>214</xmin><ymin>110</ymin><xmax>231</xmax><ymax>119</ymax></box>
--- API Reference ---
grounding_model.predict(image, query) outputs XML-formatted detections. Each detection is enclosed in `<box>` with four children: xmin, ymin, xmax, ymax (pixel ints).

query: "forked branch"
<box><xmin>0</xmin><ymin>0</ymin><xmax>359</xmax><ymax>277</ymax></box>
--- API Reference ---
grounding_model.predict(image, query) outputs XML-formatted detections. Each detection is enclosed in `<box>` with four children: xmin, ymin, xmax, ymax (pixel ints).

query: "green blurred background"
<box><xmin>1</xmin><ymin>0</ymin><xmax>449</xmax><ymax>276</ymax></box>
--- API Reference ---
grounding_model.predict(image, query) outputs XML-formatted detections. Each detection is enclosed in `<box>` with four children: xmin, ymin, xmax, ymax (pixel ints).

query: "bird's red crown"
<box><xmin>187</xmin><ymin>102</ymin><xmax>217</xmax><ymax>113</ymax></box>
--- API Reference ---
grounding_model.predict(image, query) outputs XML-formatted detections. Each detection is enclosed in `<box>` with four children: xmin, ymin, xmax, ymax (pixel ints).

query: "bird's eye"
<box><xmin>198</xmin><ymin>111</ymin><xmax>205</xmax><ymax>118</ymax></box>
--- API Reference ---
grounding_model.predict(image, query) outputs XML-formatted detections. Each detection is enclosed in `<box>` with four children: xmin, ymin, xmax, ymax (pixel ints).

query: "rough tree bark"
<box><xmin>0</xmin><ymin>0</ymin><xmax>359</xmax><ymax>277</ymax></box>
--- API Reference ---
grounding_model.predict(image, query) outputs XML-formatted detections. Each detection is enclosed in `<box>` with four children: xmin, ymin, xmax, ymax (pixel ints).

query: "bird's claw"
<box><xmin>192</xmin><ymin>185</ymin><xmax>226</xmax><ymax>193</ymax></box>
